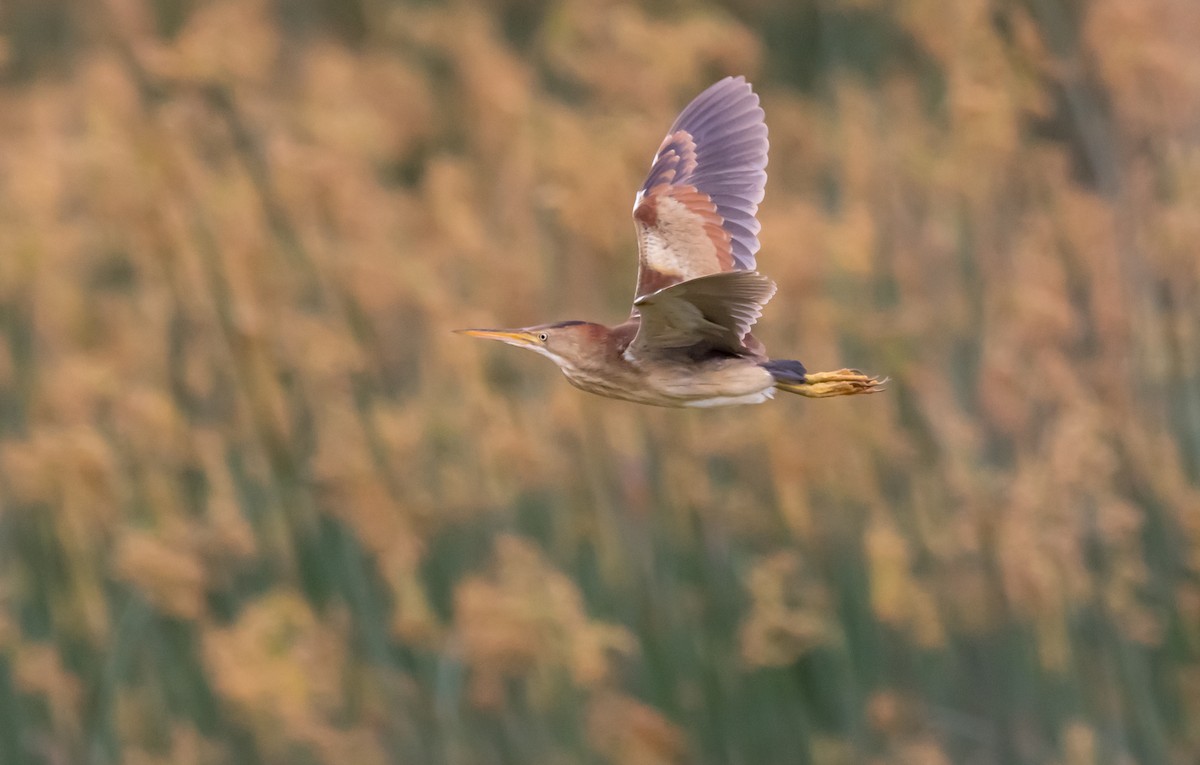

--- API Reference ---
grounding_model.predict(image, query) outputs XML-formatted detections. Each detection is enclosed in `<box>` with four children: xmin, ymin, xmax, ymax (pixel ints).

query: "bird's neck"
<box><xmin>561</xmin><ymin>321</ymin><xmax>637</xmax><ymax>379</ymax></box>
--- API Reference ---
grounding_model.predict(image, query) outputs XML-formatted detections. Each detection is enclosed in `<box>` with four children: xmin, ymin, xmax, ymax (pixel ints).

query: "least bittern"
<box><xmin>458</xmin><ymin>77</ymin><xmax>885</xmax><ymax>407</ymax></box>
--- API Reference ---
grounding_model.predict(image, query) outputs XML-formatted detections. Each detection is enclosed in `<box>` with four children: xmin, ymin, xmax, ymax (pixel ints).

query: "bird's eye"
<box><xmin>538</xmin><ymin>332</ymin><xmax>549</xmax><ymax>342</ymax></box>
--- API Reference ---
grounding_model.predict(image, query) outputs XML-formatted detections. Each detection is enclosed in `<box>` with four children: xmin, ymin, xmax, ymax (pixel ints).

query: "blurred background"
<box><xmin>1</xmin><ymin>0</ymin><xmax>1199</xmax><ymax>763</ymax></box>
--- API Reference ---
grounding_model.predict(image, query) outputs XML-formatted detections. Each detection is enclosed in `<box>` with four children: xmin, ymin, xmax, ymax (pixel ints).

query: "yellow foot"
<box><xmin>778</xmin><ymin>369</ymin><xmax>887</xmax><ymax>398</ymax></box>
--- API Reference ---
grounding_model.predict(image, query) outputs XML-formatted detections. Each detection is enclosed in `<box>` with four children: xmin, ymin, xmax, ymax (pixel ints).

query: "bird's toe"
<box><xmin>795</xmin><ymin>369</ymin><xmax>887</xmax><ymax>397</ymax></box>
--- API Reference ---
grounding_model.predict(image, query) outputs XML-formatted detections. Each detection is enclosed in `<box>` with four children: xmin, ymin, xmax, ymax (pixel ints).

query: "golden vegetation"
<box><xmin>0</xmin><ymin>0</ymin><xmax>1198</xmax><ymax>762</ymax></box>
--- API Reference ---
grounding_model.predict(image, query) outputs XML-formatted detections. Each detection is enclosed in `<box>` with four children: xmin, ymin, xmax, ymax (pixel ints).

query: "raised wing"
<box><xmin>631</xmin><ymin>77</ymin><xmax>769</xmax><ymax>305</ymax></box>
<box><xmin>628</xmin><ymin>270</ymin><xmax>777</xmax><ymax>358</ymax></box>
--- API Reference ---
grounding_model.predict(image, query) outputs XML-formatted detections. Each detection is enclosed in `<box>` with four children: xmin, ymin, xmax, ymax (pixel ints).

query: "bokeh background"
<box><xmin>2</xmin><ymin>0</ymin><xmax>1199</xmax><ymax>763</ymax></box>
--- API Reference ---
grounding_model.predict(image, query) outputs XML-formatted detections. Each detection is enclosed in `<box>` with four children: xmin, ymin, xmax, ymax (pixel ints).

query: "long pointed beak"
<box><xmin>453</xmin><ymin>328</ymin><xmax>540</xmax><ymax>348</ymax></box>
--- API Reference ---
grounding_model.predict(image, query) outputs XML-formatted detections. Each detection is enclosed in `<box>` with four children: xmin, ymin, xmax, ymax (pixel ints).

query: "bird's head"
<box><xmin>455</xmin><ymin>320</ymin><xmax>607</xmax><ymax>372</ymax></box>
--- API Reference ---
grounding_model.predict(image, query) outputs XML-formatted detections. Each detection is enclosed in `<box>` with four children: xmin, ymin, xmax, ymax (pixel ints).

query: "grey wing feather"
<box><xmin>654</xmin><ymin>76</ymin><xmax>769</xmax><ymax>269</ymax></box>
<box><xmin>632</xmin><ymin>78</ymin><xmax>770</xmax><ymax>303</ymax></box>
<box><xmin>629</xmin><ymin>271</ymin><xmax>777</xmax><ymax>357</ymax></box>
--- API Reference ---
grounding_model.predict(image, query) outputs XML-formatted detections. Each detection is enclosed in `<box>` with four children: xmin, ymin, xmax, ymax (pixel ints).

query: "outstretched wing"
<box><xmin>631</xmin><ymin>76</ymin><xmax>769</xmax><ymax>306</ymax></box>
<box><xmin>628</xmin><ymin>270</ymin><xmax>777</xmax><ymax>358</ymax></box>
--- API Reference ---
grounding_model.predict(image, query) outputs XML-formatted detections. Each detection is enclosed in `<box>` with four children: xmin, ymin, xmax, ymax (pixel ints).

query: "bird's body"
<box><xmin>458</xmin><ymin>77</ymin><xmax>884</xmax><ymax>406</ymax></box>
<box><xmin>519</xmin><ymin>319</ymin><xmax>777</xmax><ymax>407</ymax></box>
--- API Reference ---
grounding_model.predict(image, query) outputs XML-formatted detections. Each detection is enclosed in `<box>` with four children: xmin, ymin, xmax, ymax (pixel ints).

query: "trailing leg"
<box><xmin>761</xmin><ymin>359</ymin><xmax>886</xmax><ymax>398</ymax></box>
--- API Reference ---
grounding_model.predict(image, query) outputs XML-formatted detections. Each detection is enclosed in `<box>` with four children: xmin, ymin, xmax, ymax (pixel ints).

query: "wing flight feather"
<box><xmin>631</xmin><ymin>77</ymin><xmax>769</xmax><ymax>307</ymax></box>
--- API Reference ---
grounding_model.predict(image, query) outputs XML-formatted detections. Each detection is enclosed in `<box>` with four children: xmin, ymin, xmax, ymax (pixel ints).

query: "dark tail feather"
<box><xmin>760</xmin><ymin>359</ymin><xmax>807</xmax><ymax>384</ymax></box>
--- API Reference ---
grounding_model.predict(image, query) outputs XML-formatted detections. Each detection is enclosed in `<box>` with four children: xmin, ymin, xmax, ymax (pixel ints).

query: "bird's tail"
<box><xmin>761</xmin><ymin>359</ymin><xmax>807</xmax><ymax>385</ymax></box>
<box><xmin>762</xmin><ymin>359</ymin><xmax>887</xmax><ymax>398</ymax></box>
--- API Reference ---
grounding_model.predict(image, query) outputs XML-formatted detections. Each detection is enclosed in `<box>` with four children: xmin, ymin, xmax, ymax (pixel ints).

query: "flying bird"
<box><xmin>458</xmin><ymin>77</ymin><xmax>884</xmax><ymax>407</ymax></box>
